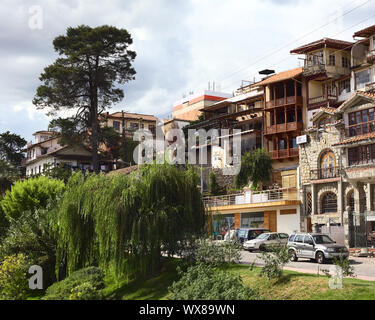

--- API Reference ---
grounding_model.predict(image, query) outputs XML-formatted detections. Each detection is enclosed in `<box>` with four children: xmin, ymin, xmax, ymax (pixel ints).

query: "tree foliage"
<box><xmin>0</xmin><ymin>176</ymin><xmax>65</xmax><ymax>220</ymax></box>
<box><xmin>55</xmin><ymin>164</ymin><xmax>206</xmax><ymax>278</ymax></box>
<box><xmin>33</xmin><ymin>25</ymin><xmax>136</xmax><ymax>172</ymax></box>
<box><xmin>0</xmin><ymin>253</ymin><xmax>32</xmax><ymax>300</ymax></box>
<box><xmin>0</xmin><ymin>131</ymin><xmax>27</xmax><ymax>167</ymax></box>
<box><xmin>235</xmin><ymin>149</ymin><xmax>272</xmax><ymax>189</ymax></box>
<box><xmin>209</xmin><ymin>171</ymin><xmax>221</xmax><ymax>196</ymax></box>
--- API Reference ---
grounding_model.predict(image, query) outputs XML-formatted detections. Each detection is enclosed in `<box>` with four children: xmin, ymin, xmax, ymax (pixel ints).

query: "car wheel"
<box><xmin>289</xmin><ymin>250</ymin><xmax>298</xmax><ymax>262</ymax></box>
<box><xmin>315</xmin><ymin>251</ymin><xmax>325</xmax><ymax>264</ymax></box>
<box><xmin>259</xmin><ymin>245</ymin><xmax>266</xmax><ymax>252</ymax></box>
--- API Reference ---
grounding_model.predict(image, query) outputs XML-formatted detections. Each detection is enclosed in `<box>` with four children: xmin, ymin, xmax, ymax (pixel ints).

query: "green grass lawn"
<box><xmin>104</xmin><ymin>259</ymin><xmax>375</xmax><ymax>300</ymax></box>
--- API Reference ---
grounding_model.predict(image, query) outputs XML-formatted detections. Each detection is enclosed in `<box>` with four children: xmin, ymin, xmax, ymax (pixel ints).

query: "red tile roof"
<box><xmin>256</xmin><ymin>67</ymin><xmax>302</xmax><ymax>86</ymax></box>
<box><xmin>290</xmin><ymin>38</ymin><xmax>353</xmax><ymax>54</ymax></box>
<box><xmin>106</xmin><ymin>165</ymin><xmax>139</xmax><ymax>176</ymax></box>
<box><xmin>333</xmin><ymin>132</ymin><xmax>375</xmax><ymax>146</ymax></box>
<box><xmin>106</xmin><ymin>112</ymin><xmax>158</xmax><ymax>122</ymax></box>
<box><xmin>353</xmin><ymin>25</ymin><xmax>375</xmax><ymax>38</ymax></box>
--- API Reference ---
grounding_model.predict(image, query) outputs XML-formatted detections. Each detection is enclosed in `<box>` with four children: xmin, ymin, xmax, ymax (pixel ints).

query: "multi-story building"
<box><xmin>290</xmin><ymin>38</ymin><xmax>353</xmax><ymax>127</ymax></box>
<box><xmin>25</xmin><ymin>131</ymin><xmax>93</xmax><ymax>176</ymax></box>
<box><xmin>298</xmin><ymin>25</ymin><xmax>375</xmax><ymax>247</ymax></box>
<box><xmin>172</xmin><ymin>90</ymin><xmax>232</xmax><ymax>121</ymax></box>
<box><xmin>102</xmin><ymin>111</ymin><xmax>158</xmax><ymax>137</ymax></box>
<box><xmin>256</xmin><ymin>67</ymin><xmax>305</xmax><ymax>190</ymax></box>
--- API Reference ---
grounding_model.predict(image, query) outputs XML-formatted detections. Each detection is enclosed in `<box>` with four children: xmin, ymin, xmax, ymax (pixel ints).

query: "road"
<box><xmin>240</xmin><ymin>250</ymin><xmax>375</xmax><ymax>281</ymax></box>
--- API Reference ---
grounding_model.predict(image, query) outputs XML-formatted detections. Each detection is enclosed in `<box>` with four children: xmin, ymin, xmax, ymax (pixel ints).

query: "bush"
<box><xmin>333</xmin><ymin>254</ymin><xmax>355</xmax><ymax>278</ymax></box>
<box><xmin>169</xmin><ymin>263</ymin><xmax>260</xmax><ymax>300</ymax></box>
<box><xmin>177</xmin><ymin>238</ymin><xmax>242</xmax><ymax>267</ymax></box>
<box><xmin>0</xmin><ymin>253</ymin><xmax>32</xmax><ymax>300</ymax></box>
<box><xmin>0</xmin><ymin>176</ymin><xmax>65</xmax><ymax>220</ymax></box>
<box><xmin>259</xmin><ymin>245</ymin><xmax>290</xmax><ymax>280</ymax></box>
<box><xmin>209</xmin><ymin>171</ymin><xmax>221</xmax><ymax>196</ymax></box>
<box><xmin>43</xmin><ymin>267</ymin><xmax>105</xmax><ymax>300</ymax></box>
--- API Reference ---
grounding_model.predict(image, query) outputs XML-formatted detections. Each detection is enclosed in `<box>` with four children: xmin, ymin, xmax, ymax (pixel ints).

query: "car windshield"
<box><xmin>313</xmin><ymin>235</ymin><xmax>335</xmax><ymax>244</ymax></box>
<box><xmin>256</xmin><ymin>233</ymin><xmax>269</xmax><ymax>240</ymax></box>
<box><xmin>249</xmin><ymin>230</ymin><xmax>264</xmax><ymax>238</ymax></box>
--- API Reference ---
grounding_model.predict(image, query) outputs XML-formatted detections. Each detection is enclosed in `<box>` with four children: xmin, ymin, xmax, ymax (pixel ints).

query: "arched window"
<box><xmin>321</xmin><ymin>192</ymin><xmax>337</xmax><ymax>214</ymax></box>
<box><xmin>320</xmin><ymin>150</ymin><xmax>336</xmax><ymax>179</ymax></box>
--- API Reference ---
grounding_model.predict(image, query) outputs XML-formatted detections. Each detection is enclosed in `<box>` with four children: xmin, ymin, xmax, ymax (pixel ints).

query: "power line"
<box><xmin>217</xmin><ymin>0</ymin><xmax>373</xmax><ymax>85</ymax></box>
<box><xmin>220</xmin><ymin>9</ymin><xmax>375</xmax><ymax>92</ymax></box>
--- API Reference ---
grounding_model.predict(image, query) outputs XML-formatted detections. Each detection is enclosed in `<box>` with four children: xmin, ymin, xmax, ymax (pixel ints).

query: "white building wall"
<box><xmin>276</xmin><ymin>207</ymin><xmax>300</xmax><ymax>235</ymax></box>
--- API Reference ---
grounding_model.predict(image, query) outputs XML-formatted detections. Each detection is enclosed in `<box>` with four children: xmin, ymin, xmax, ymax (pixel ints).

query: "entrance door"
<box><xmin>264</xmin><ymin>211</ymin><xmax>277</xmax><ymax>232</ymax></box>
<box><xmin>301</xmin><ymin>235</ymin><xmax>315</xmax><ymax>258</ymax></box>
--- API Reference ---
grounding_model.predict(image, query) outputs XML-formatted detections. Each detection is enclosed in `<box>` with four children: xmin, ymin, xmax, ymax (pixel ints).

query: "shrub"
<box><xmin>177</xmin><ymin>238</ymin><xmax>242</xmax><ymax>267</ymax></box>
<box><xmin>209</xmin><ymin>171</ymin><xmax>221</xmax><ymax>195</ymax></box>
<box><xmin>333</xmin><ymin>254</ymin><xmax>355</xmax><ymax>278</ymax></box>
<box><xmin>259</xmin><ymin>245</ymin><xmax>290</xmax><ymax>280</ymax></box>
<box><xmin>43</xmin><ymin>267</ymin><xmax>105</xmax><ymax>300</ymax></box>
<box><xmin>169</xmin><ymin>263</ymin><xmax>260</xmax><ymax>300</ymax></box>
<box><xmin>0</xmin><ymin>176</ymin><xmax>65</xmax><ymax>220</ymax></box>
<box><xmin>0</xmin><ymin>253</ymin><xmax>31</xmax><ymax>300</ymax></box>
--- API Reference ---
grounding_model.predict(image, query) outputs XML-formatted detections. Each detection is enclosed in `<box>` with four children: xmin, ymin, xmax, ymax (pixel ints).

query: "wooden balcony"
<box><xmin>270</xmin><ymin>147</ymin><xmax>299</xmax><ymax>160</ymax></box>
<box><xmin>265</xmin><ymin>96</ymin><xmax>302</xmax><ymax>109</ymax></box>
<box><xmin>264</xmin><ymin>121</ymin><xmax>303</xmax><ymax>135</ymax></box>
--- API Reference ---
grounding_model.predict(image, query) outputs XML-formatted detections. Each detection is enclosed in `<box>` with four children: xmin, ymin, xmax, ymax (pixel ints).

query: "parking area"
<box><xmin>241</xmin><ymin>250</ymin><xmax>375</xmax><ymax>281</ymax></box>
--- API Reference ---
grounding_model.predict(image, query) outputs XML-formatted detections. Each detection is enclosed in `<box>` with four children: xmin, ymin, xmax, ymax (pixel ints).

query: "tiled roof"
<box><xmin>256</xmin><ymin>67</ymin><xmax>302</xmax><ymax>86</ymax></box>
<box><xmin>106</xmin><ymin>112</ymin><xmax>158</xmax><ymax>122</ymax></box>
<box><xmin>333</xmin><ymin>132</ymin><xmax>375</xmax><ymax>146</ymax></box>
<box><xmin>290</xmin><ymin>38</ymin><xmax>353</xmax><ymax>54</ymax></box>
<box><xmin>310</xmin><ymin>106</ymin><xmax>337</xmax><ymax>123</ymax></box>
<box><xmin>353</xmin><ymin>25</ymin><xmax>375</xmax><ymax>38</ymax></box>
<box><xmin>337</xmin><ymin>90</ymin><xmax>375</xmax><ymax>112</ymax></box>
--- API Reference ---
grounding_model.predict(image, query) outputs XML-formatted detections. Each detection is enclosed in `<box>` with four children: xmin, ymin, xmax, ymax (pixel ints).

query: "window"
<box><xmin>289</xmin><ymin>234</ymin><xmax>295</xmax><ymax>242</ymax></box>
<box><xmin>342</xmin><ymin>56</ymin><xmax>349</xmax><ymax>68</ymax></box>
<box><xmin>329</xmin><ymin>54</ymin><xmax>335</xmax><ymax>66</ymax></box>
<box><xmin>320</xmin><ymin>150</ymin><xmax>336</xmax><ymax>178</ymax></box>
<box><xmin>321</xmin><ymin>192</ymin><xmax>337</xmax><ymax>214</ymax></box>
<box><xmin>339</xmin><ymin>79</ymin><xmax>350</xmax><ymax>95</ymax></box>
<box><xmin>241</xmin><ymin>212</ymin><xmax>264</xmax><ymax>228</ymax></box>
<box><xmin>304</xmin><ymin>236</ymin><xmax>314</xmax><ymax>245</ymax></box>
<box><xmin>268</xmin><ymin>234</ymin><xmax>278</xmax><ymax>240</ymax></box>
<box><xmin>348</xmin><ymin>144</ymin><xmax>375</xmax><ymax>166</ymax></box>
<box><xmin>129</xmin><ymin>122</ymin><xmax>139</xmax><ymax>131</ymax></box>
<box><xmin>306</xmin><ymin>192</ymin><xmax>312</xmax><ymax>215</ymax></box>
<box><xmin>294</xmin><ymin>235</ymin><xmax>304</xmax><ymax>242</ymax></box>
<box><xmin>149</xmin><ymin>125</ymin><xmax>156</xmax><ymax>135</ymax></box>
<box><xmin>355</xmin><ymin>69</ymin><xmax>371</xmax><ymax>89</ymax></box>
<box><xmin>113</xmin><ymin>121</ymin><xmax>120</xmax><ymax>131</ymax></box>
<box><xmin>348</xmin><ymin>108</ymin><xmax>375</xmax><ymax>137</ymax></box>
<box><xmin>279</xmin><ymin>233</ymin><xmax>288</xmax><ymax>239</ymax></box>
<box><xmin>347</xmin><ymin>191</ymin><xmax>355</xmax><ymax>212</ymax></box>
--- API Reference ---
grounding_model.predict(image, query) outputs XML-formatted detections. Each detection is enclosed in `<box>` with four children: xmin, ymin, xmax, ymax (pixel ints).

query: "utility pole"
<box><xmin>121</xmin><ymin>110</ymin><xmax>127</xmax><ymax>167</ymax></box>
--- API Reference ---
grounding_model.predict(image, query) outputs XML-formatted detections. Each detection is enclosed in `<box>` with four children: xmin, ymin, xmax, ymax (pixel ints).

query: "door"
<box><xmin>301</xmin><ymin>235</ymin><xmax>315</xmax><ymax>258</ymax></box>
<box><xmin>264</xmin><ymin>211</ymin><xmax>277</xmax><ymax>232</ymax></box>
<box><xmin>293</xmin><ymin>234</ymin><xmax>305</xmax><ymax>256</ymax></box>
<box><xmin>264</xmin><ymin>233</ymin><xmax>279</xmax><ymax>249</ymax></box>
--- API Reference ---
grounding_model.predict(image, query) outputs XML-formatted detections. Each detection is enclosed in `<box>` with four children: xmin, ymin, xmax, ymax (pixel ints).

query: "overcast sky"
<box><xmin>1</xmin><ymin>0</ymin><xmax>375</xmax><ymax>141</ymax></box>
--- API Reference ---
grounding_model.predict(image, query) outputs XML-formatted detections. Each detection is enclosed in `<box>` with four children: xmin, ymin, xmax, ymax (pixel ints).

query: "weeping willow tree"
<box><xmin>55</xmin><ymin>164</ymin><xmax>206</xmax><ymax>278</ymax></box>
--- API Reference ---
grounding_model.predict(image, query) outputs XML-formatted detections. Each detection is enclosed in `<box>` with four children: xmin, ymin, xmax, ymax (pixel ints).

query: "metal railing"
<box><xmin>203</xmin><ymin>187</ymin><xmax>298</xmax><ymax>208</ymax></box>
<box><xmin>310</xmin><ymin>167</ymin><xmax>340</xmax><ymax>180</ymax></box>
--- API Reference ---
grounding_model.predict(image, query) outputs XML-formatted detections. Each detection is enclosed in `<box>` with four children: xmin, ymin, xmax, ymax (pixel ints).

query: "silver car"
<box><xmin>243</xmin><ymin>232</ymin><xmax>289</xmax><ymax>251</ymax></box>
<box><xmin>287</xmin><ymin>233</ymin><xmax>349</xmax><ymax>264</ymax></box>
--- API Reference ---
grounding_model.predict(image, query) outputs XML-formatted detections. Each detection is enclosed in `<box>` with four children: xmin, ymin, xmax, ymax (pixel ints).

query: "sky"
<box><xmin>1</xmin><ymin>0</ymin><xmax>375</xmax><ymax>142</ymax></box>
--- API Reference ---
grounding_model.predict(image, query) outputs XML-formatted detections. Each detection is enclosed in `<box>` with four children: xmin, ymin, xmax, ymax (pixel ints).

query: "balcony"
<box><xmin>310</xmin><ymin>167</ymin><xmax>340</xmax><ymax>180</ymax></box>
<box><xmin>365</xmin><ymin>82</ymin><xmax>375</xmax><ymax>92</ymax></box>
<box><xmin>303</xmin><ymin>61</ymin><xmax>326</xmax><ymax>76</ymax></box>
<box><xmin>265</xmin><ymin>96</ymin><xmax>302</xmax><ymax>109</ymax></box>
<box><xmin>203</xmin><ymin>187</ymin><xmax>298</xmax><ymax>208</ymax></box>
<box><xmin>264</xmin><ymin>121</ymin><xmax>303</xmax><ymax>135</ymax></box>
<box><xmin>270</xmin><ymin>147</ymin><xmax>299</xmax><ymax>160</ymax></box>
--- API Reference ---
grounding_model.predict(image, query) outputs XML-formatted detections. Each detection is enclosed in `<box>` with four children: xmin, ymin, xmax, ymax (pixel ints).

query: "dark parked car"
<box><xmin>237</xmin><ymin>228</ymin><xmax>270</xmax><ymax>244</ymax></box>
